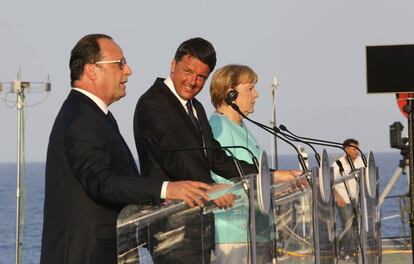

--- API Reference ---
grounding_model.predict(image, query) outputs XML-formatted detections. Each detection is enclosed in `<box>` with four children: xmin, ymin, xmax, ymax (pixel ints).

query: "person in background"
<box><xmin>332</xmin><ymin>138</ymin><xmax>364</xmax><ymax>260</ymax></box>
<box><xmin>209</xmin><ymin>64</ymin><xmax>302</xmax><ymax>263</ymax></box>
<box><xmin>40</xmin><ymin>34</ymin><xmax>213</xmax><ymax>264</ymax></box>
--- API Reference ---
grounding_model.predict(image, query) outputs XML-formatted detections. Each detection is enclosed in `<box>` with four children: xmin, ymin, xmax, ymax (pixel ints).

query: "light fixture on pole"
<box><xmin>1</xmin><ymin>73</ymin><xmax>51</xmax><ymax>264</ymax></box>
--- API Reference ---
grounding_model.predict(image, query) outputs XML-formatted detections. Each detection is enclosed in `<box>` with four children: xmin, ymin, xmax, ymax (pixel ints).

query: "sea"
<box><xmin>0</xmin><ymin>152</ymin><xmax>410</xmax><ymax>264</ymax></box>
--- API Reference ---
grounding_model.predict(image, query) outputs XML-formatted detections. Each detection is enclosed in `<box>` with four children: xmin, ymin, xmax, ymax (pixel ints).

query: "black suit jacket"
<box><xmin>133</xmin><ymin>78</ymin><xmax>256</xmax><ymax>184</ymax></box>
<box><xmin>40</xmin><ymin>90</ymin><xmax>163</xmax><ymax>264</ymax></box>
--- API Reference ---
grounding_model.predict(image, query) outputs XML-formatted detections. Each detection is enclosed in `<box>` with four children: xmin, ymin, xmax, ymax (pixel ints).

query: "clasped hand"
<box><xmin>165</xmin><ymin>181</ymin><xmax>234</xmax><ymax>209</ymax></box>
<box><xmin>274</xmin><ymin>170</ymin><xmax>308</xmax><ymax>192</ymax></box>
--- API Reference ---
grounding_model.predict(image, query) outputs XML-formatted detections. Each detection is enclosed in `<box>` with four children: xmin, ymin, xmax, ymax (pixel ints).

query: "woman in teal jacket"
<box><xmin>209</xmin><ymin>64</ymin><xmax>300</xmax><ymax>263</ymax></box>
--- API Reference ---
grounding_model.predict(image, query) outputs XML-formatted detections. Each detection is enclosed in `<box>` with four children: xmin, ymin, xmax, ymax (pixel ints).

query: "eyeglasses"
<box><xmin>95</xmin><ymin>57</ymin><xmax>127</xmax><ymax>70</ymax></box>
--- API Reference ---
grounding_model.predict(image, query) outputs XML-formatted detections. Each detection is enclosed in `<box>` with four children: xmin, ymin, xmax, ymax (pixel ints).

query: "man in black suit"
<box><xmin>40</xmin><ymin>34</ymin><xmax>213</xmax><ymax>264</ymax></box>
<box><xmin>134</xmin><ymin>37</ymin><xmax>256</xmax><ymax>184</ymax></box>
<box><xmin>133</xmin><ymin>37</ymin><xmax>257</xmax><ymax>263</ymax></box>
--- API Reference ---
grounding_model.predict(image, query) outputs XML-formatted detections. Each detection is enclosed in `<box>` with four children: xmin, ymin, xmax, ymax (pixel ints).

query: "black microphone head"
<box><xmin>279</xmin><ymin>124</ymin><xmax>287</xmax><ymax>131</ymax></box>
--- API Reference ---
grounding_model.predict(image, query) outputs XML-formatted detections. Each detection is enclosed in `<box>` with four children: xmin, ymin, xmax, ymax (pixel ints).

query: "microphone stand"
<box><xmin>227</xmin><ymin>103</ymin><xmax>309</xmax><ymax>173</ymax></box>
<box><xmin>279</xmin><ymin>124</ymin><xmax>367</xmax><ymax>167</ymax></box>
<box><xmin>277</xmin><ymin>125</ymin><xmax>364</xmax><ymax>263</ymax></box>
<box><xmin>227</xmin><ymin>103</ymin><xmax>315</xmax><ymax>264</ymax></box>
<box><xmin>148</xmin><ymin>142</ymin><xmax>260</xmax><ymax>173</ymax></box>
<box><xmin>274</xmin><ymin>129</ymin><xmax>360</xmax><ymax>205</ymax></box>
<box><xmin>275</xmin><ymin>128</ymin><xmax>323</xmax><ymax>167</ymax></box>
<box><xmin>145</xmin><ymin>138</ymin><xmax>264</xmax><ymax>263</ymax></box>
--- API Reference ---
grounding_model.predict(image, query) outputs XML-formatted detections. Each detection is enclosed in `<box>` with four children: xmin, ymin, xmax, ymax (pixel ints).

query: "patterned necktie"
<box><xmin>186</xmin><ymin>100</ymin><xmax>202</xmax><ymax>136</ymax></box>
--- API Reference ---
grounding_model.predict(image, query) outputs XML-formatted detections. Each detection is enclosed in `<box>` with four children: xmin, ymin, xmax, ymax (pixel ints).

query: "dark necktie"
<box><xmin>186</xmin><ymin>101</ymin><xmax>206</xmax><ymax>156</ymax></box>
<box><xmin>186</xmin><ymin>100</ymin><xmax>202</xmax><ymax>136</ymax></box>
<box><xmin>107</xmin><ymin>111</ymin><xmax>119</xmax><ymax>131</ymax></box>
<box><xmin>107</xmin><ymin>110</ymin><xmax>140</xmax><ymax>176</ymax></box>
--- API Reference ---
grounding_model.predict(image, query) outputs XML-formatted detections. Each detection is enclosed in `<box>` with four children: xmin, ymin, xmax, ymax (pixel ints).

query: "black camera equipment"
<box><xmin>390</xmin><ymin>122</ymin><xmax>409</xmax><ymax>167</ymax></box>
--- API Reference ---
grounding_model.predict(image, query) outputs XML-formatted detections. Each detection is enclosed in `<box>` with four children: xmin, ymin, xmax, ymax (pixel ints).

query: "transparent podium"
<box><xmin>116</xmin><ymin>152</ymin><xmax>275</xmax><ymax>264</ymax></box>
<box><xmin>273</xmin><ymin>172</ymin><xmax>314</xmax><ymax>263</ymax></box>
<box><xmin>273</xmin><ymin>149</ymin><xmax>336</xmax><ymax>264</ymax></box>
<box><xmin>333</xmin><ymin>152</ymin><xmax>381</xmax><ymax>264</ymax></box>
<box><xmin>360</xmin><ymin>152</ymin><xmax>381</xmax><ymax>264</ymax></box>
<box><xmin>116</xmin><ymin>150</ymin><xmax>380</xmax><ymax>264</ymax></box>
<box><xmin>312</xmin><ymin>150</ymin><xmax>336</xmax><ymax>264</ymax></box>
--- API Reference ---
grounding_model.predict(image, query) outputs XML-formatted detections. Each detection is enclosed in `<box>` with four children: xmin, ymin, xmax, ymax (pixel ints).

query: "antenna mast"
<box><xmin>270</xmin><ymin>77</ymin><xmax>279</xmax><ymax>169</ymax></box>
<box><xmin>1</xmin><ymin>73</ymin><xmax>51</xmax><ymax>264</ymax></box>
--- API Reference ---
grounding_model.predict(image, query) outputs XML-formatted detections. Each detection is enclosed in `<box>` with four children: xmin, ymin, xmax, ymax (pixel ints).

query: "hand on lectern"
<box><xmin>166</xmin><ymin>181</ymin><xmax>212</xmax><ymax>208</ymax></box>
<box><xmin>208</xmin><ymin>183</ymin><xmax>235</xmax><ymax>210</ymax></box>
<box><xmin>273</xmin><ymin>170</ymin><xmax>301</xmax><ymax>183</ymax></box>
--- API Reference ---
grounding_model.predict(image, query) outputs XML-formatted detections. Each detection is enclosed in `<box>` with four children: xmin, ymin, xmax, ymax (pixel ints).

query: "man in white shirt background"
<box><xmin>332</xmin><ymin>138</ymin><xmax>365</xmax><ymax>259</ymax></box>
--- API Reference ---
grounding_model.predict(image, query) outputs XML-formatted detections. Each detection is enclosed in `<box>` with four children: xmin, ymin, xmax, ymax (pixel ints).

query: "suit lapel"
<box><xmin>69</xmin><ymin>90</ymin><xmax>140</xmax><ymax>177</ymax></box>
<box><xmin>158</xmin><ymin>81</ymin><xmax>205</xmax><ymax>143</ymax></box>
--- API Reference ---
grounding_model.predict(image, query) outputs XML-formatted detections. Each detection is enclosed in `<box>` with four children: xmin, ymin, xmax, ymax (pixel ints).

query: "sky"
<box><xmin>0</xmin><ymin>0</ymin><xmax>413</xmax><ymax>164</ymax></box>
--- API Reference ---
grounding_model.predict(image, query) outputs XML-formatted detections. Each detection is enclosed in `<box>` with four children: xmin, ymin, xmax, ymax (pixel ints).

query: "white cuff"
<box><xmin>160</xmin><ymin>181</ymin><xmax>169</xmax><ymax>199</ymax></box>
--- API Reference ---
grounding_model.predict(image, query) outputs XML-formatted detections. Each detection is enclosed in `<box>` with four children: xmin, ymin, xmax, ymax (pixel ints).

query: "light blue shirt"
<box><xmin>209</xmin><ymin>113</ymin><xmax>269</xmax><ymax>243</ymax></box>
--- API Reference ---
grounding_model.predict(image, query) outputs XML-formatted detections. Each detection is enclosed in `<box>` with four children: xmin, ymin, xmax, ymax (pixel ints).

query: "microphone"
<box><xmin>144</xmin><ymin>137</ymin><xmax>273</xmax><ymax>222</ymax></box>
<box><xmin>275</xmin><ymin>125</ymin><xmax>363</xmax><ymax>210</ymax></box>
<box><xmin>226</xmin><ymin>103</ymin><xmax>321</xmax><ymax>167</ymax></box>
<box><xmin>277</xmin><ymin>127</ymin><xmax>362</xmax><ymax>201</ymax></box>
<box><xmin>273</xmin><ymin>127</ymin><xmax>321</xmax><ymax>167</ymax></box>
<box><xmin>279</xmin><ymin>124</ymin><xmax>367</xmax><ymax>167</ymax></box>
<box><xmin>145</xmin><ymin>137</ymin><xmax>259</xmax><ymax>177</ymax></box>
<box><xmin>144</xmin><ymin>137</ymin><xmax>258</xmax><ymax>213</ymax></box>
<box><xmin>278</xmin><ymin>128</ymin><xmax>358</xmax><ymax>172</ymax></box>
<box><xmin>276</xmin><ymin>125</ymin><xmax>366</xmax><ymax>261</ymax></box>
<box><xmin>226</xmin><ymin>102</ymin><xmax>311</xmax><ymax>184</ymax></box>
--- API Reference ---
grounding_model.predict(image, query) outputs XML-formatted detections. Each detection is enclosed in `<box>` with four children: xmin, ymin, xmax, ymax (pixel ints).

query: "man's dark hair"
<box><xmin>174</xmin><ymin>37</ymin><xmax>217</xmax><ymax>72</ymax></box>
<box><xmin>69</xmin><ymin>33</ymin><xmax>112</xmax><ymax>87</ymax></box>
<box><xmin>343</xmin><ymin>138</ymin><xmax>359</xmax><ymax>148</ymax></box>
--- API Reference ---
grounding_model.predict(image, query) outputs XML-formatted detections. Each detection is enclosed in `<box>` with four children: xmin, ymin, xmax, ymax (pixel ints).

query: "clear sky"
<box><xmin>0</xmin><ymin>0</ymin><xmax>412</xmax><ymax>163</ymax></box>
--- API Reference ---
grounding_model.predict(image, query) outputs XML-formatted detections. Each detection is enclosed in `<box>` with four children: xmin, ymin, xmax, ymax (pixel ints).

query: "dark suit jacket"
<box><xmin>40</xmin><ymin>90</ymin><xmax>163</xmax><ymax>264</ymax></box>
<box><xmin>133</xmin><ymin>78</ymin><xmax>256</xmax><ymax>184</ymax></box>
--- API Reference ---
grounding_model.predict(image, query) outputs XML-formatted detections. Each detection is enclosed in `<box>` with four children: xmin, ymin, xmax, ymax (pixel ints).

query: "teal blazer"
<box><xmin>209</xmin><ymin>113</ymin><xmax>270</xmax><ymax>243</ymax></box>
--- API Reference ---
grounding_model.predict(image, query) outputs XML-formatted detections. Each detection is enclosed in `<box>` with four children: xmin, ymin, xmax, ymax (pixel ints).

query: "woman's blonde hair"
<box><xmin>210</xmin><ymin>64</ymin><xmax>258</xmax><ymax>109</ymax></box>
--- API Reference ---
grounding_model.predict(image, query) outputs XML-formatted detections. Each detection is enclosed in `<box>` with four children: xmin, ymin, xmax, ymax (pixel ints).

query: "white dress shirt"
<box><xmin>332</xmin><ymin>155</ymin><xmax>365</xmax><ymax>204</ymax></box>
<box><xmin>73</xmin><ymin>87</ymin><xmax>108</xmax><ymax>114</ymax></box>
<box><xmin>164</xmin><ymin>77</ymin><xmax>198</xmax><ymax>117</ymax></box>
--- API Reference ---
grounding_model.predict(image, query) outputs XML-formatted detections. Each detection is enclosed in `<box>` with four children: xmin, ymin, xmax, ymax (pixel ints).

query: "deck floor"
<box><xmin>381</xmin><ymin>252</ymin><xmax>412</xmax><ymax>264</ymax></box>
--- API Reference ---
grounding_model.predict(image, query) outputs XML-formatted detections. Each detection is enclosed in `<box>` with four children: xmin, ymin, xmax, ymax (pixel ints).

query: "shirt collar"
<box><xmin>164</xmin><ymin>77</ymin><xmax>188</xmax><ymax>109</ymax></box>
<box><xmin>72</xmin><ymin>87</ymin><xmax>109</xmax><ymax>114</ymax></box>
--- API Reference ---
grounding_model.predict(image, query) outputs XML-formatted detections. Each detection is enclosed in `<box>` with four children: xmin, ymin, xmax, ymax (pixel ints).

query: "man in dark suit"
<box><xmin>134</xmin><ymin>37</ymin><xmax>256</xmax><ymax>184</ymax></box>
<box><xmin>40</xmin><ymin>34</ymin><xmax>213</xmax><ymax>264</ymax></box>
<box><xmin>133</xmin><ymin>37</ymin><xmax>257</xmax><ymax>263</ymax></box>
